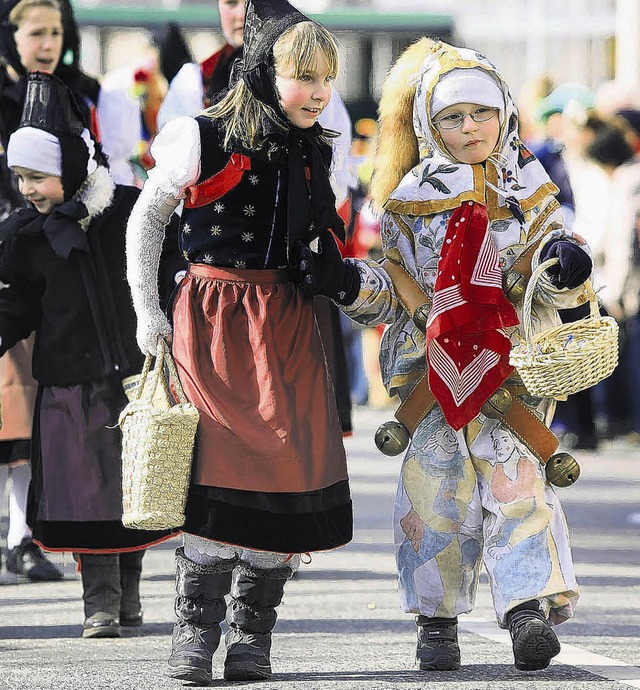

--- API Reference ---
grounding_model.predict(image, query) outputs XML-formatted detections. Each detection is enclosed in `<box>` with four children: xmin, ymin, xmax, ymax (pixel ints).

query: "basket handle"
<box><xmin>133</xmin><ymin>337</ymin><xmax>190</xmax><ymax>406</ymax></box>
<box><xmin>157</xmin><ymin>337</ymin><xmax>190</xmax><ymax>405</ymax></box>
<box><xmin>521</xmin><ymin>258</ymin><xmax>599</xmax><ymax>345</ymax></box>
<box><xmin>134</xmin><ymin>351</ymin><xmax>155</xmax><ymax>402</ymax></box>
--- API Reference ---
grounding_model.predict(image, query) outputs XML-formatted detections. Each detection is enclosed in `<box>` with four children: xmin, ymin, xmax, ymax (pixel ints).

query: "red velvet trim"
<box><xmin>90</xmin><ymin>104</ymin><xmax>100</xmax><ymax>142</ymax></box>
<box><xmin>33</xmin><ymin>533</ymin><xmax>176</xmax><ymax>555</ymax></box>
<box><xmin>184</xmin><ymin>153</ymin><xmax>251</xmax><ymax>208</ymax></box>
<box><xmin>200</xmin><ymin>44</ymin><xmax>234</xmax><ymax>84</ymax></box>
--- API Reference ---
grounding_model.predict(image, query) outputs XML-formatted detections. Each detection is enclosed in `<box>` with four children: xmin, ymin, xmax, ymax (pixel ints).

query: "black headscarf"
<box><xmin>0</xmin><ymin>0</ymin><xmax>80</xmax><ymax>74</ymax></box>
<box><xmin>7</xmin><ymin>72</ymin><xmax>97</xmax><ymax>256</ymax></box>
<box><xmin>0</xmin><ymin>0</ymin><xmax>22</xmax><ymax>75</ymax></box>
<box><xmin>19</xmin><ymin>71</ymin><xmax>89</xmax><ymax>201</ymax></box>
<box><xmin>238</xmin><ymin>0</ymin><xmax>345</xmax><ymax>252</ymax></box>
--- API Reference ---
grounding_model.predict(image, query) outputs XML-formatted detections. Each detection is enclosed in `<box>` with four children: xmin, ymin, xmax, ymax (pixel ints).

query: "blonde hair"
<box><xmin>205</xmin><ymin>20</ymin><xmax>339</xmax><ymax>150</ymax></box>
<box><xmin>9</xmin><ymin>0</ymin><xmax>61</xmax><ymax>25</ymax></box>
<box><xmin>369</xmin><ymin>37</ymin><xmax>436</xmax><ymax>211</ymax></box>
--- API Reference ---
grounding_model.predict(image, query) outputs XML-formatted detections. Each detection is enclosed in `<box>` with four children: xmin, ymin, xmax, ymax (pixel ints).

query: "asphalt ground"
<box><xmin>2</xmin><ymin>405</ymin><xmax>640</xmax><ymax>690</ymax></box>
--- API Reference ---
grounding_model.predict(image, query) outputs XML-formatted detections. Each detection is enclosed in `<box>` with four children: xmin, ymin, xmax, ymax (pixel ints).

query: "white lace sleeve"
<box><xmin>126</xmin><ymin>183</ymin><xmax>181</xmax><ymax>356</ymax></box>
<box><xmin>127</xmin><ymin>118</ymin><xmax>201</xmax><ymax>355</ymax></box>
<box><xmin>147</xmin><ymin>116</ymin><xmax>201</xmax><ymax>199</ymax></box>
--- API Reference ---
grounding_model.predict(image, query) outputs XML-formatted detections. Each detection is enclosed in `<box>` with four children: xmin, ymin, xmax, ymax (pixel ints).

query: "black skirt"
<box><xmin>183</xmin><ymin>480</ymin><xmax>353</xmax><ymax>554</ymax></box>
<box><xmin>28</xmin><ymin>379</ymin><xmax>177</xmax><ymax>552</ymax></box>
<box><xmin>0</xmin><ymin>438</ymin><xmax>30</xmax><ymax>465</ymax></box>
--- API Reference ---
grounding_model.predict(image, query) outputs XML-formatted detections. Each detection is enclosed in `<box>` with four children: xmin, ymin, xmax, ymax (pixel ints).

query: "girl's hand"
<box><xmin>297</xmin><ymin>231</ymin><xmax>361</xmax><ymax>305</ymax></box>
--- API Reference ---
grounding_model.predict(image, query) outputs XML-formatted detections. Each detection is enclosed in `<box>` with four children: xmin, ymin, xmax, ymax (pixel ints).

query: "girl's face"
<box><xmin>14</xmin><ymin>6</ymin><xmax>63</xmax><ymax>74</ymax></box>
<box><xmin>218</xmin><ymin>0</ymin><xmax>244</xmax><ymax>49</ymax></box>
<box><xmin>434</xmin><ymin>102</ymin><xmax>501</xmax><ymax>164</ymax></box>
<box><xmin>275</xmin><ymin>50</ymin><xmax>333</xmax><ymax>129</ymax></box>
<box><xmin>13</xmin><ymin>166</ymin><xmax>64</xmax><ymax>214</ymax></box>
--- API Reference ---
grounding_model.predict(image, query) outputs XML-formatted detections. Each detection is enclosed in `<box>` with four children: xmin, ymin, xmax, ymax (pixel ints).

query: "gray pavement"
<box><xmin>2</xmin><ymin>405</ymin><xmax>640</xmax><ymax>689</ymax></box>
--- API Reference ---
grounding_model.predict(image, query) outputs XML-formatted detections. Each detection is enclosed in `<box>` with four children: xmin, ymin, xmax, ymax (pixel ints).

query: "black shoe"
<box><xmin>415</xmin><ymin>616</ymin><xmax>461</xmax><ymax>671</ymax></box>
<box><xmin>120</xmin><ymin>610</ymin><xmax>143</xmax><ymax>627</ymax></box>
<box><xmin>6</xmin><ymin>538</ymin><xmax>63</xmax><ymax>582</ymax></box>
<box><xmin>508</xmin><ymin>608</ymin><xmax>560</xmax><ymax>671</ymax></box>
<box><xmin>82</xmin><ymin>612</ymin><xmax>121</xmax><ymax>639</ymax></box>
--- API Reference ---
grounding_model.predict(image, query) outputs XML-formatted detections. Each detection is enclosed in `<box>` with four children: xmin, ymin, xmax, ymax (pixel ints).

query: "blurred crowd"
<box><xmin>517</xmin><ymin>76</ymin><xmax>640</xmax><ymax>450</ymax></box>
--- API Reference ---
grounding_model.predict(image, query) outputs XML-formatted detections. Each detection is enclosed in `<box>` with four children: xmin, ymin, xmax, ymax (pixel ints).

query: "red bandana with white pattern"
<box><xmin>426</xmin><ymin>200</ymin><xmax>519</xmax><ymax>430</ymax></box>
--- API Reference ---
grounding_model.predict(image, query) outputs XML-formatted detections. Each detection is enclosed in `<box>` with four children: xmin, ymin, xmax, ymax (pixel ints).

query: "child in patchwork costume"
<box><xmin>298</xmin><ymin>39</ymin><xmax>593</xmax><ymax>672</ymax></box>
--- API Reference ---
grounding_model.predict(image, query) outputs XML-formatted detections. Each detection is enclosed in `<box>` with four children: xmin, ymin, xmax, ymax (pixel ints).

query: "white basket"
<box><xmin>509</xmin><ymin>259</ymin><xmax>619</xmax><ymax>400</ymax></box>
<box><xmin>119</xmin><ymin>339</ymin><xmax>200</xmax><ymax>530</ymax></box>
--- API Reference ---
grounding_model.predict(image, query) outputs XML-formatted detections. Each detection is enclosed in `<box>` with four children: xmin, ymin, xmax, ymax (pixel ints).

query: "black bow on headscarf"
<box><xmin>238</xmin><ymin>0</ymin><xmax>345</xmax><ymax>256</ymax></box>
<box><xmin>0</xmin><ymin>201</ymin><xmax>89</xmax><ymax>259</ymax></box>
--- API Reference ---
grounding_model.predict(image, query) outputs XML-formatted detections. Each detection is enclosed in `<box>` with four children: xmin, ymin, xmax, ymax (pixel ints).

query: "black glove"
<box><xmin>298</xmin><ymin>230</ymin><xmax>361</xmax><ymax>305</ymax></box>
<box><xmin>539</xmin><ymin>238</ymin><xmax>592</xmax><ymax>289</ymax></box>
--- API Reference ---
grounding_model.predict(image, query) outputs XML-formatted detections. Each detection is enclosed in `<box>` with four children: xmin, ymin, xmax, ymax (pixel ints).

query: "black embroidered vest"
<box><xmin>179</xmin><ymin>116</ymin><xmax>289</xmax><ymax>269</ymax></box>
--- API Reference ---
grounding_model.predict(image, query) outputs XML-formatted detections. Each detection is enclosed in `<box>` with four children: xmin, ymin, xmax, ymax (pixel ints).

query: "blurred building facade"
<box><xmin>72</xmin><ymin>0</ymin><xmax>636</xmax><ymax>115</ymax></box>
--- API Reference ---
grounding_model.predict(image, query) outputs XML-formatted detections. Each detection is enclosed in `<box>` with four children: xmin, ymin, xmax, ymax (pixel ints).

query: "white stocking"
<box><xmin>182</xmin><ymin>534</ymin><xmax>300</xmax><ymax>571</ymax></box>
<box><xmin>7</xmin><ymin>464</ymin><xmax>31</xmax><ymax>550</ymax></box>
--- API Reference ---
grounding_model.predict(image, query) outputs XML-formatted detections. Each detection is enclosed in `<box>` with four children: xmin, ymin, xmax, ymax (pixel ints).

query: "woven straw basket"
<box><xmin>509</xmin><ymin>258</ymin><xmax>619</xmax><ymax>400</ymax></box>
<box><xmin>119</xmin><ymin>338</ymin><xmax>200</xmax><ymax>530</ymax></box>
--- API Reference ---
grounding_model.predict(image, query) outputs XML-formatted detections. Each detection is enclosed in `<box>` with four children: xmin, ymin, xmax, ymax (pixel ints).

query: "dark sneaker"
<box><xmin>119</xmin><ymin>610</ymin><xmax>143</xmax><ymax>627</ymax></box>
<box><xmin>508</xmin><ymin>608</ymin><xmax>560</xmax><ymax>671</ymax></box>
<box><xmin>416</xmin><ymin>616</ymin><xmax>461</xmax><ymax>671</ymax></box>
<box><xmin>82</xmin><ymin>612</ymin><xmax>121</xmax><ymax>639</ymax></box>
<box><xmin>6</xmin><ymin>538</ymin><xmax>63</xmax><ymax>582</ymax></box>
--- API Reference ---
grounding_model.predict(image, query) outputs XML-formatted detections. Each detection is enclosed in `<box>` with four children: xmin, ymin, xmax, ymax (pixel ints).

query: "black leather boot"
<box><xmin>119</xmin><ymin>550</ymin><xmax>144</xmax><ymax>627</ymax></box>
<box><xmin>79</xmin><ymin>553</ymin><xmax>121</xmax><ymax>638</ymax></box>
<box><xmin>507</xmin><ymin>600</ymin><xmax>560</xmax><ymax>671</ymax></box>
<box><xmin>223</xmin><ymin>563</ymin><xmax>294</xmax><ymax>682</ymax></box>
<box><xmin>167</xmin><ymin>547</ymin><xmax>237</xmax><ymax>685</ymax></box>
<box><xmin>415</xmin><ymin>615</ymin><xmax>461</xmax><ymax>671</ymax></box>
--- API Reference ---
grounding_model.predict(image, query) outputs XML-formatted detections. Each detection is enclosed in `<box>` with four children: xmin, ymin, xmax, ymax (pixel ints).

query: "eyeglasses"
<box><xmin>433</xmin><ymin>107</ymin><xmax>498</xmax><ymax>130</ymax></box>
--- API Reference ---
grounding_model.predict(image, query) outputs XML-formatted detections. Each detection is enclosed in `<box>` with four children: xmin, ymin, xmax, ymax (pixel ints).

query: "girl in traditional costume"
<box><xmin>300</xmin><ymin>39</ymin><xmax>592</xmax><ymax>672</ymax></box>
<box><xmin>0</xmin><ymin>72</ymin><xmax>181</xmax><ymax>637</ymax></box>
<box><xmin>126</xmin><ymin>0</ymin><xmax>352</xmax><ymax>684</ymax></box>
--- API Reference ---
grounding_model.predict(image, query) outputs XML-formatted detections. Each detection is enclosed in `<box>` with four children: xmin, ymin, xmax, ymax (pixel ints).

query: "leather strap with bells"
<box><xmin>396</xmin><ymin>375</ymin><xmax>558</xmax><ymax>466</ymax></box>
<box><xmin>378</xmin><ymin>256</ymin><xmax>579</xmax><ymax>486</ymax></box>
<box><xmin>381</xmin><ymin>259</ymin><xmax>432</xmax><ymax>331</ymax></box>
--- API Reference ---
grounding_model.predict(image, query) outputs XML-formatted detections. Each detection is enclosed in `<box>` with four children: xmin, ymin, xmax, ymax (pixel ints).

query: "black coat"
<box><xmin>0</xmin><ymin>184</ymin><xmax>182</xmax><ymax>385</ymax></box>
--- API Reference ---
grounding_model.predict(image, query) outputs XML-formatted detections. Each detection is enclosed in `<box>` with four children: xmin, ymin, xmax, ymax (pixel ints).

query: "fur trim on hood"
<box><xmin>76</xmin><ymin>165</ymin><xmax>116</xmax><ymax>228</ymax></box>
<box><xmin>369</xmin><ymin>37</ymin><xmax>436</xmax><ymax>212</ymax></box>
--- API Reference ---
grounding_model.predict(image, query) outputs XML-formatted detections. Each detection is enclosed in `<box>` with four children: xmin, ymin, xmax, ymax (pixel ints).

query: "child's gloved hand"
<box><xmin>540</xmin><ymin>239</ymin><xmax>592</xmax><ymax>289</ymax></box>
<box><xmin>136</xmin><ymin>309</ymin><xmax>173</xmax><ymax>357</ymax></box>
<box><xmin>297</xmin><ymin>231</ymin><xmax>361</xmax><ymax>305</ymax></box>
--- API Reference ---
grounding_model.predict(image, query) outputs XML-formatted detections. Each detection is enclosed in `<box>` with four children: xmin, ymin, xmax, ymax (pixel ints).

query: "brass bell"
<box><xmin>545</xmin><ymin>452</ymin><xmax>581</xmax><ymax>487</ymax></box>
<box><xmin>503</xmin><ymin>270</ymin><xmax>527</xmax><ymax>303</ymax></box>
<box><xmin>412</xmin><ymin>303</ymin><xmax>430</xmax><ymax>332</ymax></box>
<box><xmin>481</xmin><ymin>388</ymin><xmax>513</xmax><ymax>419</ymax></box>
<box><xmin>375</xmin><ymin>421</ymin><xmax>410</xmax><ymax>456</ymax></box>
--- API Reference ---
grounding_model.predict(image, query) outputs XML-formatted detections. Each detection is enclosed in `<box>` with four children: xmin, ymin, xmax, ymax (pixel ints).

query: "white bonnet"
<box><xmin>430</xmin><ymin>67</ymin><xmax>504</xmax><ymax>119</ymax></box>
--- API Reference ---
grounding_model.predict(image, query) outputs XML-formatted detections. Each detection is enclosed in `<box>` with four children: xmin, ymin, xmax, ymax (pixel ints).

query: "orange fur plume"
<box><xmin>369</xmin><ymin>37</ymin><xmax>437</xmax><ymax>212</ymax></box>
